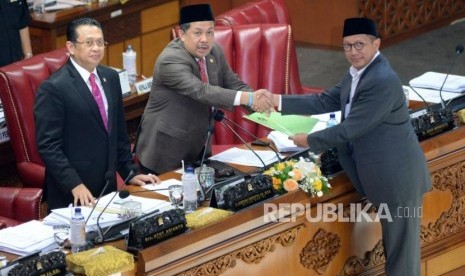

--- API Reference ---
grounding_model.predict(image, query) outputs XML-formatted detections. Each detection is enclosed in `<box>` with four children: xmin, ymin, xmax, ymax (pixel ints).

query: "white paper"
<box><xmin>143</xmin><ymin>179</ymin><xmax>182</xmax><ymax>197</ymax></box>
<box><xmin>403</xmin><ymin>85</ymin><xmax>463</xmax><ymax>104</ymax></box>
<box><xmin>0</xmin><ymin>220</ymin><xmax>57</xmax><ymax>256</ymax></box>
<box><xmin>409</xmin><ymin>71</ymin><xmax>465</xmax><ymax>93</ymax></box>
<box><xmin>267</xmin><ymin>131</ymin><xmax>306</xmax><ymax>152</ymax></box>
<box><xmin>209</xmin><ymin>147</ymin><xmax>279</xmax><ymax>167</ymax></box>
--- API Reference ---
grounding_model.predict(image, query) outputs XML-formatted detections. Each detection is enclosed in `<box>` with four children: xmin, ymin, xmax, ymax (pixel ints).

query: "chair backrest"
<box><xmin>0</xmin><ymin>187</ymin><xmax>43</xmax><ymax>228</ymax></box>
<box><xmin>215</xmin><ymin>0</ymin><xmax>291</xmax><ymax>26</ymax></box>
<box><xmin>212</xmin><ymin>24</ymin><xmax>292</xmax><ymax>145</ymax></box>
<box><xmin>0</xmin><ymin>48</ymin><xmax>69</xmax><ymax>188</ymax></box>
<box><xmin>215</xmin><ymin>0</ymin><xmax>322</xmax><ymax>94</ymax></box>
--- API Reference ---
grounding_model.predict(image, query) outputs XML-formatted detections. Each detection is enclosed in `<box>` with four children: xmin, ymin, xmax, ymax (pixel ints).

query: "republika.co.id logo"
<box><xmin>263</xmin><ymin>202</ymin><xmax>422</xmax><ymax>223</ymax></box>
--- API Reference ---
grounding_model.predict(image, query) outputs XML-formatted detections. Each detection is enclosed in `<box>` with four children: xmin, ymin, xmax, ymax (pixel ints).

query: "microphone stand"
<box><xmin>93</xmin><ymin>170</ymin><xmax>136</xmax><ymax>244</ymax></box>
<box><xmin>218</xmin><ymin>119</ymin><xmax>267</xmax><ymax>171</ymax></box>
<box><xmin>85</xmin><ymin>171</ymin><xmax>114</xmax><ymax>225</ymax></box>
<box><xmin>214</xmin><ymin>110</ymin><xmax>282</xmax><ymax>163</ymax></box>
<box><xmin>439</xmin><ymin>44</ymin><xmax>464</xmax><ymax>109</ymax></box>
<box><xmin>408</xmin><ymin>86</ymin><xmax>431</xmax><ymax>112</ymax></box>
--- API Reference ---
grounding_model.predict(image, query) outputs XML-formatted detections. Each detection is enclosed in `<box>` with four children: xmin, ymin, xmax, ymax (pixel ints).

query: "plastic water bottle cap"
<box><xmin>75</xmin><ymin>207</ymin><xmax>81</xmax><ymax>214</ymax></box>
<box><xmin>126</xmin><ymin>45</ymin><xmax>134</xmax><ymax>52</ymax></box>
<box><xmin>330</xmin><ymin>113</ymin><xmax>336</xmax><ymax>118</ymax></box>
<box><xmin>185</xmin><ymin>166</ymin><xmax>194</xmax><ymax>174</ymax></box>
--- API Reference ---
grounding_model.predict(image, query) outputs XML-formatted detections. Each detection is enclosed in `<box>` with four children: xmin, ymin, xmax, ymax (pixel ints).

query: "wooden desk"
<box><xmin>132</xmin><ymin>126</ymin><xmax>465</xmax><ymax>275</ymax></box>
<box><xmin>3</xmin><ymin>117</ymin><xmax>465</xmax><ymax>276</ymax></box>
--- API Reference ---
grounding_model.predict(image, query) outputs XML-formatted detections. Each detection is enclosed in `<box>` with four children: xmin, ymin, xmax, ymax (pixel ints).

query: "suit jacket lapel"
<box><xmin>340</xmin><ymin>73</ymin><xmax>352</xmax><ymax>121</ymax></box>
<box><xmin>67</xmin><ymin>61</ymin><xmax>108</xmax><ymax>133</ymax></box>
<box><xmin>205</xmin><ymin>54</ymin><xmax>218</xmax><ymax>85</ymax></box>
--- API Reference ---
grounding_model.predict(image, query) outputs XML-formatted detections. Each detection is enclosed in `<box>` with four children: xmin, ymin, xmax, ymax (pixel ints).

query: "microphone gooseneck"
<box><xmin>408</xmin><ymin>86</ymin><xmax>430</xmax><ymax>112</ymax></box>
<box><xmin>215</xmin><ymin>115</ymin><xmax>267</xmax><ymax>170</ymax></box>
<box><xmin>439</xmin><ymin>44</ymin><xmax>464</xmax><ymax>108</ymax></box>
<box><xmin>117</xmin><ymin>188</ymin><xmax>170</xmax><ymax>200</ymax></box>
<box><xmin>85</xmin><ymin>171</ymin><xmax>114</xmax><ymax>225</ymax></box>
<box><xmin>94</xmin><ymin>170</ymin><xmax>136</xmax><ymax>244</ymax></box>
<box><xmin>213</xmin><ymin>110</ymin><xmax>282</xmax><ymax>163</ymax></box>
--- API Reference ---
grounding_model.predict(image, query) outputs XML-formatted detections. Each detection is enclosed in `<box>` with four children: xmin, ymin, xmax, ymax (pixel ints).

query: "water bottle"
<box><xmin>326</xmin><ymin>113</ymin><xmax>338</xmax><ymax>128</ymax></box>
<box><xmin>70</xmin><ymin>207</ymin><xmax>86</xmax><ymax>253</ymax></box>
<box><xmin>123</xmin><ymin>45</ymin><xmax>137</xmax><ymax>85</ymax></box>
<box><xmin>182</xmin><ymin>167</ymin><xmax>197</xmax><ymax>213</ymax></box>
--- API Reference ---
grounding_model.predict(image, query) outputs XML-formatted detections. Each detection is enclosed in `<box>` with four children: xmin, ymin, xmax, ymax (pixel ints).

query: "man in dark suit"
<box><xmin>135</xmin><ymin>4</ymin><xmax>272</xmax><ymax>175</ymax></box>
<box><xmin>34</xmin><ymin>18</ymin><xmax>160</xmax><ymax>211</ymax></box>
<box><xmin>267</xmin><ymin>18</ymin><xmax>431</xmax><ymax>275</ymax></box>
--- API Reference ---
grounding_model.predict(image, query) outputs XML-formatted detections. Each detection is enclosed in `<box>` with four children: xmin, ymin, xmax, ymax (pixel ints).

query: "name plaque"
<box><xmin>126</xmin><ymin>209</ymin><xmax>186</xmax><ymax>254</ymax></box>
<box><xmin>212</xmin><ymin>175</ymin><xmax>275</xmax><ymax>211</ymax></box>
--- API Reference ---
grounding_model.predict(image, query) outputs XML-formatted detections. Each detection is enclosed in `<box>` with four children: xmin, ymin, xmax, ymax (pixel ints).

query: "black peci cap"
<box><xmin>180</xmin><ymin>4</ymin><xmax>215</xmax><ymax>24</ymax></box>
<box><xmin>343</xmin><ymin>17</ymin><xmax>379</xmax><ymax>38</ymax></box>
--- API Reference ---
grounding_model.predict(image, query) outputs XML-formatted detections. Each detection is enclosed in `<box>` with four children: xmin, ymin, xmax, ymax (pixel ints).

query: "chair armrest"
<box><xmin>0</xmin><ymin>187</ymin><xmax>43</xmax><ymax>225</ymax></box>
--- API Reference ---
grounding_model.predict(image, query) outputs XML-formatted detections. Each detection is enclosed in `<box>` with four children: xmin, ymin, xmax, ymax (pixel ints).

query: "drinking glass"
<box><xmin>53</xmin><ymin>225</ymin><xmax>70</xmax><ymax>252</ymax></box>
<box><xmin>168</xmin><ymin>184</ymin><xmax>183</xmax><ymax>209</ymax></box>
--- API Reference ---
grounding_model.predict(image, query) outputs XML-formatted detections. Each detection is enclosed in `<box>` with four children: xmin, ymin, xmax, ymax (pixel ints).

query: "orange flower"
<box><xmin>290</xmin><ymin>168</ymin><xmax>303</xmax><ymax>181</ymax></box>
<box><xmin>283</xmin><ymin>179</ymin><xmax>299</xmax><ymax>191</ymax></box>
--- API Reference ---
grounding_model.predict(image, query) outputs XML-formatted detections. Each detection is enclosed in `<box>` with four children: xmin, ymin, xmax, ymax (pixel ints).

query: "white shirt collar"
<box><xmin>70</xmin><ymin>57</ymin><xmax>98</xmax><ymax>81</ymax></box>
<box><xmin>349</xmin><ymin>51</ymin><xmax>380</xmax><ymax>78</ymax></box>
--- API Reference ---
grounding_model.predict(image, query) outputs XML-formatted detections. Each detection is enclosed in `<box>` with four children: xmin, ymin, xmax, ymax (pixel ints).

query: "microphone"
<box><xmin>213</xmin><ymin>110</ymin><xmax>282</xmax><ymax>163</ymax></box>
<box><xmin>85</xmin><ymin>171</ymin><xmax>114</xmax><ymax>225</ymax></box>
<box><xmin>438</xmin><ymin>44</ymin><xmax>464</xmax><ymax>108</ymax></box>
<box><xmin>117</xmin><ymin>188</ymin><xmax>169</xmax><ymax>201</ymax></box>
<box><xmin>213</xmin><ymin>110</ymin><xmax>267</xmax><ymax>170</ymax></box>
<box><xmin>93</xmin><ymin>170</ymin><xmax>136</xmax><ymax>244</ymax></box>
<box><xmin>195</xmin><ymin>116</ymin><xmax>215</xmax><ymax>202</ymax></box>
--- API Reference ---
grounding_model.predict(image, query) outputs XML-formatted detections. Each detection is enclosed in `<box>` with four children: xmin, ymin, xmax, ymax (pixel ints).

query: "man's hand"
<box><xmin>128</xmin><ymin>173</ymin><xmax>161</xmax><ymax>186</ymax></box>
<box><xmin>252</xmin><ymin>89</ymin><xmax>274</xmax><ymax>114</ymax></box>
<box><xmin>289</xmin><ymin>133</ymin><xmax>309</xmax><ymax>148</ymax></box>
<box><xmin>71</xmin><ymin>183</ymin><xmax>95</xmax><ymax>207</ymax></box>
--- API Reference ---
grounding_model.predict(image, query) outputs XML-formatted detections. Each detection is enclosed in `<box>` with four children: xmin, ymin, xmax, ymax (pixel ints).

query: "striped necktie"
<box><xmin>198</xmin><ymin>58</ymin><xmax>208</xmax><ymax>83</ymax></box>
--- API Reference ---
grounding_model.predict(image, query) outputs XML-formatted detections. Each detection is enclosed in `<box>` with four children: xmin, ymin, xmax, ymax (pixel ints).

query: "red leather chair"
<box><xmin>215</xmin><ymin>0</ymin><xmax>323</xmax><ymax>94</ymax></box>
<box><xmin>0</xmin><ymin>48</ymin><xmax>70</xmax><ymax>189</ymax></box>
<box><xmin>212</xmin><ymin>24</ymin><xmax>293</xmax><ymax>145</ymax></box>
<box><xmin>0</xmin><ymin>187</ymin><xmax>43</xmax><ymax>229</ymax></box>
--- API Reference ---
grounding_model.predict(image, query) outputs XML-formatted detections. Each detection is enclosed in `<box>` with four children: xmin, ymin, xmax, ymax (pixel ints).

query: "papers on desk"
<box><xmin>0</xmin><ymin>220</ymin><xmax>57</xmax><ymax>256</ymax></box>
<box><xmin>43</xmin><ymin>192</ymin><xmax>171</xmax><ymax>232</ymax></box>
<box><xmin>409</xmin><ymin>72</ymin><xmax>465</xmax><ymax>93</ymax></box>
<box><xmin>267</xmin><ymin>131</ymin><xmax>306</xmax><ymax>152</ymax></box>
<box><xmin>143</xmin><ymin>179</ymin><xmax>182</xmax><ymax>197</ymax></box>
<box><xmin>209</xmin><ymin>147</ymin><xmax>280</xmax><ymax>167</ymax></box>
<box><xmin>44</xmin><ymin>0</ymin><xmax>86</xmax><ymax>11</ymax></box>
<box><xmin>403</xmin><ymin>85</ymin><xmax>463</xmax><ymax>104</ymax></box>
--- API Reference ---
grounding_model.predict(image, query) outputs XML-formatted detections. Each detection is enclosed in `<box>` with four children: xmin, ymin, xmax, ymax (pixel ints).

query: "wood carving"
<box><xmin>300</xmin><ymin>228</ymin><xmax>341</xmax><ymax>275</ymax></box>
<box><xmin>338</xmin><ymin>240</ymin><xmax>385</xmax><ymax>276</ymax></box>
<box><xmin>177</xmin><ymin>225</ymin><xmax>304</xmax><ymax>275</ymax></box>
<box><xmin>421</xmin><ymin>161</ymin><xmax>465</xmax><ymax>243</ymax></box>
<box><xmin>359</xmin><ymin>0</ymin><xmax>465</xmax><ymax>39</ymax></box>
<box><xmin>176</xmin><ymin>255</ymin><xmax>236</xmax><ymax>276</ymax></box>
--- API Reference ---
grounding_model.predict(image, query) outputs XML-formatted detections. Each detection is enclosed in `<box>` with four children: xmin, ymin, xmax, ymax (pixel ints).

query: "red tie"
<box><xmin>89</xmin><ymin>73</ymin><xmax>108</xmax><ymax>131</ymax></box>
<box><xmin>198</xmin><ymin>58</ymin><xmax>208</xmax><ymax>83</ymax></box>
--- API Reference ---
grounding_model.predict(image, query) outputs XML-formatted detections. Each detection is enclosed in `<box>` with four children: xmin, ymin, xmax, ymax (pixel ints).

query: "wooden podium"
<box><xmin>132</xmin><ymin>125</ymin><xmax>465</xmax><ymax>276</ymax></box>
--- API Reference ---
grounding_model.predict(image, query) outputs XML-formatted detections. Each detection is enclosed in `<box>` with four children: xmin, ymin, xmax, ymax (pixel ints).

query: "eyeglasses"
<box><xmin>73</xmin><ymin>40</ymin><xmax>108</xmax><ymax>48</ymax></box>
<box><xmin>342</xmin><ymin>41</ymin><xmax>365</xmax><ymax>51</ymax></box>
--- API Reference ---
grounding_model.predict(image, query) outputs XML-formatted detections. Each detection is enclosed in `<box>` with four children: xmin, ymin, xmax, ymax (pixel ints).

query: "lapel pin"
<box><xmin>209</xmin><ymin>58</ymin><xmax>214</xmax><ymax>63</ymax></box>
<box><xmin>103</xmin><ymin>77</ymin><xmax>107</xmax><ymax>82</ymax></box>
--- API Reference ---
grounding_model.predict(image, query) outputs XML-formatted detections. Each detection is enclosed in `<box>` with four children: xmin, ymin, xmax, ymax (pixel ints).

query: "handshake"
<box><xmin>242</xmin><ymin>89</ymin><xmax>279</xmax><ymax>115</ymax></box>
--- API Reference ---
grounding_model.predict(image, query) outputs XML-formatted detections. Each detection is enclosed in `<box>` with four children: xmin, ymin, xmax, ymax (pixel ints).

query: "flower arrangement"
<box><xmin>263</xmin><ymin>157</ymin><xmax>331</xmax><ymax>197</ymax></box>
